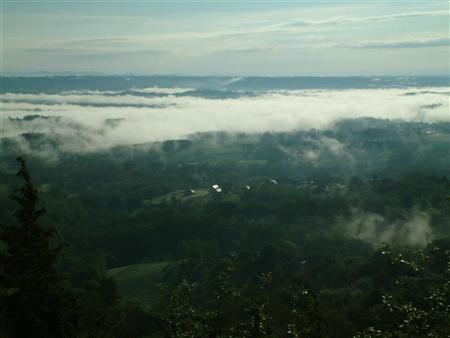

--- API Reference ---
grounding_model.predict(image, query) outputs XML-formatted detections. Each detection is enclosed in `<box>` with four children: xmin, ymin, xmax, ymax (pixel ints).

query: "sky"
<box><xmin>1</xmin><ymin>0</ymin><xmax>449</xmax><ymax>75</ymax></box>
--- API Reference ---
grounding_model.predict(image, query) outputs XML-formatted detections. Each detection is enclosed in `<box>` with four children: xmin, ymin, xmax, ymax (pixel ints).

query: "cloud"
<box><xmin>23</xmin><ymin>47</ymin><xmax>166</xmax><ymax>58</ymax></box>
<box><xmin>1</xmin><ymin>92</ymin><xmax>177</xmax><ymax>108</ymax></box>
<box><xmin>334</xmin><ymin>37</ymin><xmax>450</xmax><ymax>49</ymax></box>
<box><xmin>345</xmin><ymin>209</ymin><xmax>433</xmax><ymax>247</ymax></box>
<box><xmin>2</xmin><ymin>87</ymin><xmax>449</xmax><ymax>152</ymax></box>
<box><xmin>277</xmin><ymin>135</ymin><xmax>354</xmax><ymax>166</ymax></box>
<box><xmin>10</xmin><ymin>9</ymin><xmax>449</xmax><ymax>57</ymax></box>
<box><xmin>4</xmin><ymin>3</ymin><xmax>448</xmax><ymax>75</ymax></box>
<box><xmin>131</xmin><ymin>87</ymin><xmax>194</xmax><ymax>94</ymax></box>
<box><xmin>20</xmin><ymin>36</ymin><xmax>449</xmax><ymax>60</ymax></box>
<box><xmin>281</xmin><ymin>10</ymin><xmax>449</xmax><ymax>28</ymax></box>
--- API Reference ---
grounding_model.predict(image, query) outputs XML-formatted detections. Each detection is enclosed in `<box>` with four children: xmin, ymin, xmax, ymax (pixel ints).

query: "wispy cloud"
<box><xmin>345</xmin><ymin>209</ymin><xmax>433</xmax><ymax>247</ymax></box>
<box><xmin>23</xmin><ymin>47</ymin><xmax>166</xmax><ymax>58</ymax></box>
<box><xmin>19</xmin><ymin>34</ymin><xmax>450</xmax><ymax>60</ymax></box>
<box><xmin>279</xmin><ymin>10</ymin><xmax>449</xmax><ymax>28</ymax></box>
<box><xmin>4</xmin><ymin>3</ymin><xmax>449</xmax><ymax>75</ymax></box>
<box><xmin>330</xmin><ymin>37</ymin><xmax>450</xmax><ymax>49</ymax></box>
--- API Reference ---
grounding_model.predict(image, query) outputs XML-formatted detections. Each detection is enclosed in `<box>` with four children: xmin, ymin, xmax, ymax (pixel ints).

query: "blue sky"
<box><xmin>2</xmin><ymin>0</ymin><xmax>449</xmax><ymax>75</ymax></box>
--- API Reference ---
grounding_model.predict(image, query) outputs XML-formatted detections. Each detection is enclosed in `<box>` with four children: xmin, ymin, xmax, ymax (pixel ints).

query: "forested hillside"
<box><xmin>1</xmin><ymin>118</ymin><xmax>449</xmax><ymax>337</ymax></box>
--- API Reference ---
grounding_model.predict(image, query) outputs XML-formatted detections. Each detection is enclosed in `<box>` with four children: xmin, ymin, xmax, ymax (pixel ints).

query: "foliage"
<box><xmin>0</xmin><ymin>119</ymin><xmax>449</xmax><ymax>337</ymax></box>
<box><xmin>0</xmin><ymin>157</ymin><xmax>76</xmax><ymax>338</ymax></box>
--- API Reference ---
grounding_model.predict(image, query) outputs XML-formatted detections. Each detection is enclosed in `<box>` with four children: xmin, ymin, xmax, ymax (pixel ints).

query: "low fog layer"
<box><xmin>2</xmin><ymin>87</ymin><xmax>449</xmax><ymax>152</ymax></box>
<box><xmin>345</xmin><ymin>209</ymin><xmax>432</xmax><ymax>247</ymax></box>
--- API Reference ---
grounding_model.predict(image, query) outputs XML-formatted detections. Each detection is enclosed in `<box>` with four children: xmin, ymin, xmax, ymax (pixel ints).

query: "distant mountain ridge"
<box><xmin>1</xmin><ymin>75</ymin><xmax>448</xmax><ymax>94</ymax></box>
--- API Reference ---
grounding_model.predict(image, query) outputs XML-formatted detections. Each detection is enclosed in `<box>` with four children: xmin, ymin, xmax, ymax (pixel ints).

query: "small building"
<box><xmin>211</xmin><ymin>184</ymin><xmax>222</xmax><ymax>193</ymax></box>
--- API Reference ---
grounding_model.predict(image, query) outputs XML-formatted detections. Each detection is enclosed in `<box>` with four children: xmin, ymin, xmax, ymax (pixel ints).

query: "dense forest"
<box><xmin>0</xmin><ymin>117</ymin><xmax>449</xmax><ymax>337</ymax></box>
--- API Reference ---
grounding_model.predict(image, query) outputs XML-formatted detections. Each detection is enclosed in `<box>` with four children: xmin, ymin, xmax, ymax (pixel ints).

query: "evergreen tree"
<box><xmin>0</xmin><ymin>157</ymin><xmax>75</xmax><ymax>338</ymax></box>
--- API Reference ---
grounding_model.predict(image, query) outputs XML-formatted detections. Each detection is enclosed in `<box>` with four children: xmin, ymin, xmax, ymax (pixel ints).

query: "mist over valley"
<box><xmin>1</xmin><ymin>0</ymin><xmax>449</xmax><ymax>336</ymax></box>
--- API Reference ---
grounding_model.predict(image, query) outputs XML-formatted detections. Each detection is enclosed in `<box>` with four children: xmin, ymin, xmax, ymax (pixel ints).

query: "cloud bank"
<box><xmin>2</xmin><ymin>87</ymin><xmax>449</xmax><ymax>152</ymax></box>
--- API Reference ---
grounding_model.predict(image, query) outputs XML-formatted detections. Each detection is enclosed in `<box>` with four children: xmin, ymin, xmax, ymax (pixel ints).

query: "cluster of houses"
<box><xmin>184</xmin><ymin>178</ymin><xmax>278</xmax><ymax>197</ymax></box>
<box><xmin>183</xmin><ymin>178</ymin><xmax>346</xmax><ymax>198</ymax></box>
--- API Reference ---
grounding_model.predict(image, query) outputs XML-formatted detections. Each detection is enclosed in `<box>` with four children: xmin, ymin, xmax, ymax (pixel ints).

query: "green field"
<box><xmin>143</xmin><ymin>188</ymin><xmax>210</xmax><ymax>206</ymax></box>
<box><xmin>108</xmin><ymin>261</ymin><xmax>172</xmax><ymax>308</ymax></box>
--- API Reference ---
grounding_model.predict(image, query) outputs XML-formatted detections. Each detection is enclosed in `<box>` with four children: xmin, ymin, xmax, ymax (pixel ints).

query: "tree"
<box><xmin>0</xmin><ymin>157</ymin><xmax>75</xmax><ymax>338</ymax></box>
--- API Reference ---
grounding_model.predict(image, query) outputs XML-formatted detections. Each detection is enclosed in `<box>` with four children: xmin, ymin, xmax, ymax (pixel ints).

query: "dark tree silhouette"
<box><xmin>0</xmin><ymin>157</ymin><xmax>75</xmax><ymax>338</ymax></box>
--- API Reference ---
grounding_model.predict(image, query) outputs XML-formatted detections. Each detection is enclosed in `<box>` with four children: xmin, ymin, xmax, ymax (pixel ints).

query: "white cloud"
<box><xmin>345</xmin><ymin>209</ymin><xmax>433</xmax><ymax>247</ymax></box>
<box><xmin>4</xmin><ymin>4</ymin><xmax>448</xmax><ymax>75</ymax></box>
<box><xmin>331</xmin><ymin>37</ymin><xmax>450</xmax><ymax>49</ymax></box>
<box><xmin>2</xmin><ymin>87</ymin><xmax>449</xmax><ymax>152</ymax></box>
<box><xmin>280</xmin><ymin>10</ymin><xmax>449</xmax><ymax>28</ymax></box>
<box><xmin>131</xmin><ymin>87</ymin><xmax>193</xmax><ymax>94</ymax></box>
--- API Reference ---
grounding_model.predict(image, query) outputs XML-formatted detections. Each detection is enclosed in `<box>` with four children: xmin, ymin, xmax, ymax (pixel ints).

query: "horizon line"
<box><xmin>1</xmin><ymin>73</ymin><xmax>449</xmax><ymax>78</ymax></box>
